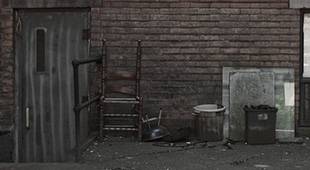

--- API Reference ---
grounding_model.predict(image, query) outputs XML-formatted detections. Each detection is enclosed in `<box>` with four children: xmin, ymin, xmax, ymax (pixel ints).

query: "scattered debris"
<box><xmin>111</xmin><ymin>167</ymin><xmax>135</xmax><ymax>170</ymax></box>
<box><xmin>254</xmin><ymin>164</ymin><xmax>270</xmax><ymax>168</ymax></box>
<box><xmin>223</xmin><ymin>142</ymin><xmax>233</xmax><ymax>150</ymax></box>
<box><xmin>162</xmin><ymin>127</ymin><xmax>192</xmax><ymax>143</ymax></box>
<box><xmin>230</xmin><ymin>156</ymin><xmax>255</xmax><ymax>166</ymax></box>
<box><xmin>152</xmin><ymin>141</ymin><xmax>207</xmax><ymax>148</ymax></box>
<box><xmin>278</xmin><ymin>137</ymin><xmax>304</xmax><ymax>144</ymax></box>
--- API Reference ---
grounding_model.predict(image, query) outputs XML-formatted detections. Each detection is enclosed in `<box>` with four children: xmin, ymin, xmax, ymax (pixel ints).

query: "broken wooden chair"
<box><xmin>99</xmin><ymin>40</ymin><xmax>143</xmax><ymax>142</ymax></box>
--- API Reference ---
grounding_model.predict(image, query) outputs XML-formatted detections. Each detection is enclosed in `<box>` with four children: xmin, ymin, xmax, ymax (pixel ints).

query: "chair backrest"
<box><xmin>101</xmin><ymin>40</ymin><xmax>141</xmax><ymax>98</ymax></box>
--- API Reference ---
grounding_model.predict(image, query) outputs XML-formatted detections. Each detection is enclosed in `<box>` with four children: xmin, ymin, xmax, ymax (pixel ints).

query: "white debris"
<box><xmin>254</xmin><ymin>164</ymin><xmax>270</xmax><ymax>168</ymax></box>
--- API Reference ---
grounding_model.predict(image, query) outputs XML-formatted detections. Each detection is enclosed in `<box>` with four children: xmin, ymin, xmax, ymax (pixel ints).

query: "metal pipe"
<box><xmin>72</xmin><ymin>60</ymin><xmax>81</xmax><ymax>162</ymax></box>
<box><xmin>79</xmin><ymin>95</ymin><xmax>101</xmax><ymax>111</ymax></box>
<box><xmin>72</xmin><ymin>53</ymin><xmax>102</xmax><ymax>162</ymax></box>
<box><xmin>72</xmin><ymin>55</ymin><xmax>101</xmax><ymax>66</ymax></box>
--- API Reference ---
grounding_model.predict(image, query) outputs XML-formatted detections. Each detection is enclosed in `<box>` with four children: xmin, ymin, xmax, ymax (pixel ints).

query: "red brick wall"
<box><xmin>0</xmin><ymin>0</ymin><xmax>14</xmax><ymax>132</ymax></box>
<box><xmin>91</xmin><ymin>0</ymin><xmax>300</xmax><ymax>128</ymax></box>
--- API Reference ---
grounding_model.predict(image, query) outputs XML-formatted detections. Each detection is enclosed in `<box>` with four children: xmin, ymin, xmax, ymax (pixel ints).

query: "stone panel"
<box><xmin>229</xmin><ymin>72</ymin><xmax>275</xmax><ymax>141</ymax></box>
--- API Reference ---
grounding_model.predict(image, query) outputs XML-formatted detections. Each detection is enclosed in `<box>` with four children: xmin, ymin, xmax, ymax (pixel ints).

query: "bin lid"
<box><xmin>244</xmin><ymin>105</ymin><xmax>278</xmax><ymax>112</ymax></box>
<box><xmin>194</xmin><ymin>104</ymin><xmax>225</xmax><ymax>113</ymax></box>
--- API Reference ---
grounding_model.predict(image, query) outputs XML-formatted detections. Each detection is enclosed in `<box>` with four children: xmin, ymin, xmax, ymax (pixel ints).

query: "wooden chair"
<box><xmin>99</xmin><ymin>40</ymin><xmax>143</xmax><ymax>142</ymax></box>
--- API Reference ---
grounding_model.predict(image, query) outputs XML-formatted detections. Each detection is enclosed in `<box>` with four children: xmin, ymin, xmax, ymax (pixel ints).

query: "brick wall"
<box><xmin>91</xmin><ymin>0</ymin><xmax>300</xmax><ymax>128</ymax></box>
<box><xmin>0</xmin><ymin>0</ymin><xmax>14</xmax><ymax>131</ymax></box>
<box><xmin>0</xmin><ymin>0</ymin><xmax>14</xmax><ymax>162</ymax></box>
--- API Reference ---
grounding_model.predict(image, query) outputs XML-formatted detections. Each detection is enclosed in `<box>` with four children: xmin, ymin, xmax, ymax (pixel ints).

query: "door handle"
<box><xmin>26</xmin><ymin>107</ymin><xmax>30</xmax><ymax>129</ymax></box>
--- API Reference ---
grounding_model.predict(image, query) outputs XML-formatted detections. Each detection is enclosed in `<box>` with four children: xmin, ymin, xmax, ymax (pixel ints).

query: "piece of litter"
<box><xmin>127</xmin><ymin>157</ymin><xmax>133</xmax><ymax>160</ymax></box>
<box><xmin>90</xmin><ymin>150</ymin><xmax>93</xmax><ymax>153</ymax></box>
<box><xmin>254</xmin><ymin>164</ymin><xmax>270</xmax><ymax>168</ymax></box>
<box><xmin>278</xmin><ymin>137</ymin><xmax>304</xmax><ymax>144</ymax></box>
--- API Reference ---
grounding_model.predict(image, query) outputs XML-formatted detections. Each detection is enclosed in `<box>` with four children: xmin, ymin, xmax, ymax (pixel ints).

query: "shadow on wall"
<box><xmin>0</xmin><ymin>131</ymin><xmax>13</xmax><ymax>162</ymax></box>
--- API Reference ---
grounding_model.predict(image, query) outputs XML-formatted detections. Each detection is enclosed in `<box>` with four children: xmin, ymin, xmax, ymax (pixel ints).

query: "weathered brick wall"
<box><xmin>0</xmin><ymin>0</ymin><xmax>14</xmax><ymax>162</ymax></box>
<box><xmin>0</xmin><ymin>0</ymin><xmax>14</xmax><ymax>131</ymax></box>
<box><xmin>91</xmin><ymin>0</ymin><xmax>300</xmax><ymax>128</ymax></box>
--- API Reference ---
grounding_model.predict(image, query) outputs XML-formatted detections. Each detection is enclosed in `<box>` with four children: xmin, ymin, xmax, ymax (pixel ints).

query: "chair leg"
<box><xmin>138</xmin><ymin>98</ymin><xmax>143</xmax><ymax>142</ymax></box>
<box><xmin>99</xmin><ymin>98</ymin><xmax>104</xmax><ymax>142</ymax></box>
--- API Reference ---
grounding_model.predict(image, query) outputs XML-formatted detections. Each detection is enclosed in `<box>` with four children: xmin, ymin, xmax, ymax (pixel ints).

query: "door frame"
<box><xmin>300</xmin><ymin>9</ymin><xmax>310</xmax><ymax>127</ymax></box>
<box><xmin>14</xmin><ymin>8</ymin><xmax>91</xmax><ymax>162</ymax></box>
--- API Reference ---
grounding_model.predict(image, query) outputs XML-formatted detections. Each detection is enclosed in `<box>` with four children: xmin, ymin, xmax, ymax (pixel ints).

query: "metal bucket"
<box><xmin>142</xmin><ymin>108</ymin><xmax>169</xmax><ymax>142</ymax></box>
<box><xmin>192</xmin><ymin>104</ymin><xmax>225</xmax><ymax>142</ymax></box>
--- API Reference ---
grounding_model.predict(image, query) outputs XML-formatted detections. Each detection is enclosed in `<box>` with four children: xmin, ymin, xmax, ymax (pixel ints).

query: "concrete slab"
<box><xmin>229</xmin><ymin>72</ymin><xmax>275</xmax><ymax>141</ymax></box>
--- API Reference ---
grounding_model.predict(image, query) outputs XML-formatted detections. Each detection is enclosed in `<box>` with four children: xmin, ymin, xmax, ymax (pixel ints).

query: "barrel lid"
<box><xmin>194</xmin><ymin>104</ymin><xmax>225</xmax><ymax>113</ymax></box>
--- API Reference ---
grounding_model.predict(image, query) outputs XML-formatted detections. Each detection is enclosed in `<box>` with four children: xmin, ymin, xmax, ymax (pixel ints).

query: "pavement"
<box><xmin>1</xmin><ymin>137</ymin><xmax>310</xmax><ymax>170</ymax></box>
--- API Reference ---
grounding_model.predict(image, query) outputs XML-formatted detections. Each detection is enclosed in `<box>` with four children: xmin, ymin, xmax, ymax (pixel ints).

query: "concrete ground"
<box><xmin>1</xmin><ymin>136</ymin><xmax>310</xmax><ymax>170</ymax></box>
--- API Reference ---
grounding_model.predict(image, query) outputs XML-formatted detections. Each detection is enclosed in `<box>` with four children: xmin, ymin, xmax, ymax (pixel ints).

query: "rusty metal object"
<box><xmin>142</xmin><ymin>108</ymin><xmax>168</xmax><ymax>142</ymax></box>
